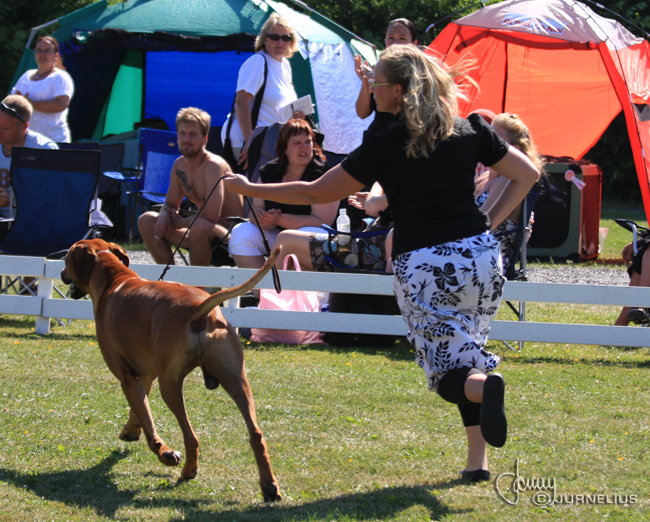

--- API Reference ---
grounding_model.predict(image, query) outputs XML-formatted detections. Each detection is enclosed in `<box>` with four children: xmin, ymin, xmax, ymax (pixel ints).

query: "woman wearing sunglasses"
<box><xmin>225</xmin><ymin>45</ymin><xmax>540</xmax><ymax>484</ymax></box>
<box><xmin>12</xmin><ymin>36</ymin><xmax>74</xmax><ymax>143</ymax></box>
<box><xmin>221</xmin><ymin>14</ymin><xmax>299</xmax><ymax>170</ymax></box>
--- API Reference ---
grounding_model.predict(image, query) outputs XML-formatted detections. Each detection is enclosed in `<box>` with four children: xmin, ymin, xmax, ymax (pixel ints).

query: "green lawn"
<box><xmin>0</xmin><ymin>312</ymin><xmax>648</xmax><ymax>521</ymax></box>
<box><xmin>1</xmin><ymin>207</ymin><xmax>648</xmax><ymax>521</ymax></box>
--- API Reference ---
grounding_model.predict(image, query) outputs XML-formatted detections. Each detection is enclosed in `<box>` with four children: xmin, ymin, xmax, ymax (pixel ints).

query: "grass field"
<box><xmin>1</xmin><ymin>209</ymin><xmax>649</xmax><ymax>521</ymax></box>
<box><xmin>0</xmin><ymin>306</ymin><xmax>648</xmax><ymax>521</ymax></box>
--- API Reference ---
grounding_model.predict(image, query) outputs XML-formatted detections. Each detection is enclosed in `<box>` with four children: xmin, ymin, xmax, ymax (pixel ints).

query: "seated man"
<box><xmin>139</xmin><ymin>107</ymin><xmax>244</xmax><ymax>266</ymax></box>
<box><xmin>0</xmin><ymin>95</ymin><xmax>58</xmax><ymax>229</ymax></box>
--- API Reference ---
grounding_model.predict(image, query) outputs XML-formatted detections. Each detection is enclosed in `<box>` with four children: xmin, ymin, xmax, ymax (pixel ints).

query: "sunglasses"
<box><xmin>35</xmin><ymin>49</ymin><xmax>56</xmax><ymax>54</ymax></box>
<box><xmin>267</xmin><ymin>33</ymin><xmax>293</xmax><ymax>42</ymax></box>
<box><xmin>0</xmin><ymin>102</ymin><xmax>27</xmax><ymax>123</ymax></box>
<box><xmin>368</xmin><ymin>78</ymin><xmax>392</xmax><ymax>88</ymax></box>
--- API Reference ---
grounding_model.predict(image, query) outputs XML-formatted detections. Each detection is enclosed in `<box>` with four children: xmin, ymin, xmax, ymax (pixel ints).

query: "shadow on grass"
<box><xmin>0</xmin><ymin>449</ymin><xmax>138</xmax><ymax>518</ymax></box>
<box><xmin>167</xmin><ymin>480</ymin><xmax>471</xmax><ymax>522</ymax></box>
<box><xmin>246</xmin><ymin>338</ymin><xmax>415</xmax><ymax>362</ymax></box>
<box><xmin>504</xmin><ymin>355</ymin><xmax>650</xmax><ymax>369</ymax></box>
<box><xmin>0</xmin><ymin>450</ymin><xmax>471</xmax><ymax>520</ymax></box>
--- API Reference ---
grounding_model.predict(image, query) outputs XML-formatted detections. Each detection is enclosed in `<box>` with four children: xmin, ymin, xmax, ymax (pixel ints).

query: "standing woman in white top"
<box><xmin>222</xmin><ymin>14</ymin><xmax>298</xmax><ymax>169</ymax></box>
<box><xmin>12</xmin><ymin>36</ymin><xmax>75</xmax><ymax>143</ymax></box>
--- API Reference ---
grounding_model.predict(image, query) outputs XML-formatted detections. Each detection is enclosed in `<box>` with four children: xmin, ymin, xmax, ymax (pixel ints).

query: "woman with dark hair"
<box><xmin>228</xmin><ymin>118</ymin><xmax>339</xmax><ymax>272</ymax></box>
<box><xmin>354</xmin><ymin>18</ymin><xmax>418</xmax><ymax>123</ymax></box>
<box><xmin>226</xmin><ymin>45</ymin><xmax>539</xmax><ymax>482</ymax></box>
<box><xmin>221</xmin><ymin>13</ymin><xmax>299</xmax><ymax>169</ymax></box>
<box><xmin>12</xmin><ymin>36</ymin><xmax>74</xmax><ymax>143</ymax></box>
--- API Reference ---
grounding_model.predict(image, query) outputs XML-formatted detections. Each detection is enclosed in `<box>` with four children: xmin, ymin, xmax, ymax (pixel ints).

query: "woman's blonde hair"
<box><xmin>492</xmin><ymin>113</ymin><xmax>545</xmax><ymax>174</ymax></box>
<box><xmin>379</xmin><ymin>45</ymin><xmax>470</xmax><ymax>159</ymax></box>
<box><xmin>255</xmin><ymin>14</ymin><xmax>298</xmax><ymax>58</ymax></box>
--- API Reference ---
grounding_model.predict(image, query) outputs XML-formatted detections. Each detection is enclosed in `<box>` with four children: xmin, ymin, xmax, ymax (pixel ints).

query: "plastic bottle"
<box><xmin>336</xmin><ymin>208</ymin><xmax>351</xmax><ymax>246</ymax></box>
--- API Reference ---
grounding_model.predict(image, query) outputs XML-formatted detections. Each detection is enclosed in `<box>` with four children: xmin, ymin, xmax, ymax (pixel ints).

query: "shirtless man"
<box><xmin>138</xmin><ymin>107</ymin><xmax>244</xmax><ymax>266</ymax></box>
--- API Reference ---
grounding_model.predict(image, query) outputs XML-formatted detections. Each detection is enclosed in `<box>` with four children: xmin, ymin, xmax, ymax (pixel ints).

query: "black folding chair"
<box><xmin>499</xmin><ymin>185</ymin><xmax>542</xmax><ymax>351</ymax></box>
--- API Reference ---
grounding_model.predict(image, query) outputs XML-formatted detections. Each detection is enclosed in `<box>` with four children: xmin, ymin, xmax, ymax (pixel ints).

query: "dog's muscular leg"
<box><xmin>119</xmin><ymin>373</ymin><xmax>181</xmax><ymax>467</ymax></box>
<box><xmin>216</xmin><ymin>361</ymin><xmax>281</xmax><ymax>502</ymax></box>
<box><xmin>158</xmin><ymin>376</ymin><xmax>200</xmax><ymax>481</ymax></box>
<box><xmin>119</xmin><ymin>374</ymin><xmax>155</xmax><ymax>442</ymax></box>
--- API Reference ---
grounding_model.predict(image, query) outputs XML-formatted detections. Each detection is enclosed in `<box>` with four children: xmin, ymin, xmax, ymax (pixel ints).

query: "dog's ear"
<box><xmin>108</xmin><ymin>242</ymin><xmax>130</xmax><ymax>267</ymax></box>
<box><xmin>71</xmin><ymin>243</ymin><xmax>96</xmax><ymax>287</ymax></box>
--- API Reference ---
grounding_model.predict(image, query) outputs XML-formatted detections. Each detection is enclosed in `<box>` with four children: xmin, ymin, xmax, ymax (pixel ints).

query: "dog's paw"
<box><xmin>118</xmin><ymin>427</ymin><xmax>142</xmax><ymax>442</ymax></box>
<box><xmin>180</xmin><ymin>465</ymin><xmax>198</xmax><ymax>481</ymax></box>
<box><xmin>263</xmin><ymin>483</ymin><xmax>281</xmax><ymax>502</ymax></box>
<box><xmin>159</xmin><ymin>449</ymin><xmax>182</xmax><ymax>467</ymax></box>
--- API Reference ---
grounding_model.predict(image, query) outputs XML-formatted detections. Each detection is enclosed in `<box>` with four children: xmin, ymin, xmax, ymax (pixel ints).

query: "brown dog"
<box><xmin>61</xmin><ymin>238</ymin><xmax>280</xmax><ymax>502</ymax></box>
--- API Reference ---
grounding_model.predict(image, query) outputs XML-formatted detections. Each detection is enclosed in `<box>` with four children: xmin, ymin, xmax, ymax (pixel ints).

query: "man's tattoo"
<box><xmin>175</xmin><ymin>168</ymin><xmax>193</xmax><ymax>194</ymax></box>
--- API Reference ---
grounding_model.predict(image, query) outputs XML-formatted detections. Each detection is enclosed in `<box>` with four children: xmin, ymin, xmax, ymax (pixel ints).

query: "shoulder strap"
<box><xmin>224</xmin><ymin>53</ymin><xmax>269</xmax><ymax>147</ymax></box>
<box><xmin>250</xmin><ymin>53</ymin><xmax>269</xmax><ymax>129</ymax></box>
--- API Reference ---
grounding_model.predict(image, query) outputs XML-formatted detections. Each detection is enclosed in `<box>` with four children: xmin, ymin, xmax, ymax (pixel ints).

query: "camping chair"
<box><xmin>56</xmin><ymin>142</ymin><xmax>99</xmax><ymax>151</ymax></box>
<box><xmin>0</xmin><ymin>148</ymin><xmax>111</xmax><ymax>302</ymax></box>
<box><xmin>104</xmin><ymin>129</ymin><xmax>179</xmax><ymax>242</ymax></box>
<box><xmin>498</xmin><ymin>184</ymin><xmax>542</xmax><ymax>351</ymax></box>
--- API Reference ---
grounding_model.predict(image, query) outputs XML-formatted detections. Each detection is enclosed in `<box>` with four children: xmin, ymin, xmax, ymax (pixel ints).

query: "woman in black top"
<box><xmin>225</xmin><ymin>45</ymin><xmax>539</xmax><ymax>483</ymax></box>
<box><xmin>228</xmin><ymin>118</ymin><xmax>339</xmax><ymax>270</ymax></box>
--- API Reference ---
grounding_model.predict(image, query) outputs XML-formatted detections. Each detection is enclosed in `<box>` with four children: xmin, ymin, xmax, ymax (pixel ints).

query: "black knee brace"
<box><xmin>436</xmin><ymin>367</ymin><xmax>481</xmax><ymax>427</ymax></box>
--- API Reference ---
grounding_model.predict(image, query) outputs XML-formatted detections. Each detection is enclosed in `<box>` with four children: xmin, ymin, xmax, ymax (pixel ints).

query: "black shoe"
<box><xmin>627</xmin><ymin>307</ymin><xmax>649</xmax><ymax>324</ymax></box>
<box><xmin>480</xmin><ymin>373</ymin><xmax>507</xmax><ymax>448</ymax></box>
<box><xmin>460</xmin><ymin>469</ymin><xmax>491</xmax><ymax>483</ymax></box>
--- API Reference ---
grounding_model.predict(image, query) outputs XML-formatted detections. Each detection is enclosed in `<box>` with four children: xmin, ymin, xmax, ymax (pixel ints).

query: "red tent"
<box><xmin>428</xmin><ymin>0</ymin><xmax>650</xmax><ymax>219</ymax></box>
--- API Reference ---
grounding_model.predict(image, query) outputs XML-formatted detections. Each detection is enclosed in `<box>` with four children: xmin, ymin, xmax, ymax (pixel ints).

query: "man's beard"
<box><xmin>181</xmin><ymin>145</ymin><xmax>201</xmax><ymax>158</ymax></box>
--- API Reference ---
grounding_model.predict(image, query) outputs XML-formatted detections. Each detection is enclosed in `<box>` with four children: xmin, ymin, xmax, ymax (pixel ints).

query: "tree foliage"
<box><xmin>2</xmin><ymin>0</ymin><xmax>650</xmax><ymax>202</ymax></box>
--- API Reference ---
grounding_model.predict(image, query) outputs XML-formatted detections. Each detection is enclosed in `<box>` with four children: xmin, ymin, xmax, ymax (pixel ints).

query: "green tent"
<box><xmin>13</xmin><ymin>0</ymin><xmax>377</xmax><ymax>153</ymax></box>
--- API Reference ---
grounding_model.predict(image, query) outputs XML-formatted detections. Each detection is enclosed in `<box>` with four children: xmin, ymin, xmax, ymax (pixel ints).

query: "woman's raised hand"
<box><xmin>348</xmin><ymin>191</ymin><xmax>369</xmax><ymax>209</ymax></box>
<box><xmin>354</xmin><ymin>55</ymin><xmax>372</xmax><ymax>83</ymax></box>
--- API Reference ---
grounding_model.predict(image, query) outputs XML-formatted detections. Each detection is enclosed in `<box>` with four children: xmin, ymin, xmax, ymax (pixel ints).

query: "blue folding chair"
<box><xmin>104</xmin><ymin>128</ymin><xmax>179</xmax><ymax>241</ymax></box>
<box><xmin>0</xmin><ymin>148</ymin><xmax>109</xmax><ymax>258</ymax></box>
<box><xmin>0</xmin><ymin>148</ymin><xmax>111</xmax><ymax>305</ymax></box>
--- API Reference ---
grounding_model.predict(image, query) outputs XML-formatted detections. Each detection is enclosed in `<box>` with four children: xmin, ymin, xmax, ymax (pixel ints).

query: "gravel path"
<box><xmin>128</xmin><ymin>250</ymin><xmax>630</xmax><ymax>287</ymax></box>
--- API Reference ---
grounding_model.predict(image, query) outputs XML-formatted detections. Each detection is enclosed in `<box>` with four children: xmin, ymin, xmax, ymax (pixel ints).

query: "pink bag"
<box><xmin>251</xmin><ymin>254</ymin><xmax>324</xmax><ymax>344</ymax></box>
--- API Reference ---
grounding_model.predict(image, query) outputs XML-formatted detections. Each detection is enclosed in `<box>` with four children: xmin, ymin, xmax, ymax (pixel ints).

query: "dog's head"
<box><xmin>61</xmin><ymin>239</ymin><xmax>130</xmax><ymax>299</ymax></box>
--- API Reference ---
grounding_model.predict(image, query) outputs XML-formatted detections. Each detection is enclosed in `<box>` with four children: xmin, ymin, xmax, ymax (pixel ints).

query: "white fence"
<box><xmin>1</xmin><ymin>256</ymin><xmax>649</xmax><ymax>348</ymax></box>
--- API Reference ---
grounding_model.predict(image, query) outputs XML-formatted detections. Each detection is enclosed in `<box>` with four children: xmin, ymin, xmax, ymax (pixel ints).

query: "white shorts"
<box><xmin>228</xmin><ymin>222</ymin><xmax>323</xmax><ymax>257</ymax></box>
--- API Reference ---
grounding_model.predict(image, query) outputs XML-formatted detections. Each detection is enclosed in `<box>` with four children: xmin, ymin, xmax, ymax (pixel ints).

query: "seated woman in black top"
<box><xmin>225</xmin><ymin>45</ymin><xmax>539</xmax><ymax>483</ymax></box>
<box><xmin>228</xmin><ymin>119</ymin><xmax>339</xmax><ymax>270</ymax></box>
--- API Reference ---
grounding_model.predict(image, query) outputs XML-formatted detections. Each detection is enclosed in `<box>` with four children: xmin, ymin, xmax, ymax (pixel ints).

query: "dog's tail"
<box><xmin>190</xmin><ymin>246</ymin><xmax>281</xmax><ymax>322</ymax></box>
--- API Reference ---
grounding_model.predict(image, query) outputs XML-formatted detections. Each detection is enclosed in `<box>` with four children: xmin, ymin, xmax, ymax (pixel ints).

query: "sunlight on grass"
<box><xmin>1</xmin><ymin>314</ymin><xmax>649</xmax><ymax>521</ymax></box>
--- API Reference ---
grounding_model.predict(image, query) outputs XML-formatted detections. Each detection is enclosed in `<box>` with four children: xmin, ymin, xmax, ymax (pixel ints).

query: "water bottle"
<box><xmin>336</xmin><ymin>208</ymin><xmax>351</xmax><ymax>246</ymax></box>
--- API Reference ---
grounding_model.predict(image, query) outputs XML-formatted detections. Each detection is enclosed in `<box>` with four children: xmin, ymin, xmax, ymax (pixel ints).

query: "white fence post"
<box><xmin>35</xmin><ymin>275</ymin><xmax>52</xmax><ymax>334</ymax></box>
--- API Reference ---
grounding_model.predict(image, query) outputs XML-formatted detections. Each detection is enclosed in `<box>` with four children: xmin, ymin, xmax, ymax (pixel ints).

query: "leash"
<box><xmin>157</xmin><ymin>176</ymin><xmax>281</xmax><ymax>293</ymax></box>
<box><xmin>243</xmin><ymin>195</ymin><xmax>281</xmax><ymax>293</ymax></box>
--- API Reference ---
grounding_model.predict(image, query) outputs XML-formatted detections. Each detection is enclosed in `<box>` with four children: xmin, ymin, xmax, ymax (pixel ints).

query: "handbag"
<box><xmin>251</xmin><ymin>254</ymin><xmax>324</xmax><ymax>344</ymax></box>
<box><xmin>223</xmin><ymin>53</ymin><xmax>268</xmax><ymax>173</ymax></box>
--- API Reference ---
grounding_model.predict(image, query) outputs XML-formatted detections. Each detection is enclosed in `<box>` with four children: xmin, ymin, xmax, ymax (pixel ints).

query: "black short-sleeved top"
<box><xmin>342</xmin><ymin>113</ymin><xmax>509</xmax><ymax>258</ymax></box>
<box><xmin>259</xmin><ymin>155</ymin><xmax>330</xmax><ymax>217</ymax></box>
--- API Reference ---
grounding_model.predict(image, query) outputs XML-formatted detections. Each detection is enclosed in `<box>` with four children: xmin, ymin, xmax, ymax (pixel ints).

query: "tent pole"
<box><xmin>26</xmin><ymin>19</ymin><xmax>60</xmax><ymax>49</ymax></box>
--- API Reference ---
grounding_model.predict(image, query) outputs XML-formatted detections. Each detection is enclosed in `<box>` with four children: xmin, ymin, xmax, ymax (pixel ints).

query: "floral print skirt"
<box><xmin>393</xmin><ymin>233</ymin><xmax>504</xmax><ymax>390</ymax></box>
<box><xmin>492</xmin><ymin>218</ymin><xmax>518</xmax><ymax>276</ymax></box>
